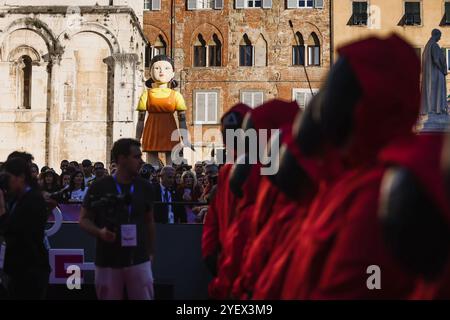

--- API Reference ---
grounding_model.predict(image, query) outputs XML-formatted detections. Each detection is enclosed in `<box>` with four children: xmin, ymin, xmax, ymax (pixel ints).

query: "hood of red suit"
<box><xmin>379</xmin><ymin>133</ymin><xmax>450</xmax><ymax>224</ymax></box>
<box><xmin>337</xmin><ymin>34</ymin><xmax>421</xmax><ymax>165</ymax></box>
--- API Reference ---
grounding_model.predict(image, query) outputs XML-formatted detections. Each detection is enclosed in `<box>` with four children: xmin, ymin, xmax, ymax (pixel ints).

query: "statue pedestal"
<box><xmin>416</xmin><ymin>113</ymin><xmax>450</xmax><ymax>132</ymax></box>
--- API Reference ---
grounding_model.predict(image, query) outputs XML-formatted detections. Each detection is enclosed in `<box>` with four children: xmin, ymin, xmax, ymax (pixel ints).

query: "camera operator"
<box><xmin>79</xmin><ymin>138</ymin><xmax>155</xmax><ymax>300</ymax></box>
<box><xmin>0</xmin><ymin>157</ymin><xmax>51</xmax><ymax>300</ymax></box>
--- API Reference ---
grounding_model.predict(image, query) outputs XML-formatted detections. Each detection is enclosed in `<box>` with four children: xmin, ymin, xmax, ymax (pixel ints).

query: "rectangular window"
<box><xmin>405</xmin><ymin>2</ymin><xmax>421</xmax><ymax>26</ymax></box>
<box><xmin>194</xmin><ymin>46</ymin><xmax>207</xmax><ymax>67</ymax></box>
<box><xmin>292</xmin><ymin>45</ymin><xmax>305</xmax><ymax>66</ymax></box>
<box><xmin>195</xmin><ymin>91</ymin><xmax>219</xmax><ymax>124</ymax></box>
<box><xmin>308</xmin><ymin>46</ymin><xmax>320</xmax><ymax>66</ymax></box>
<box><xmin>144</xmin><ymin>0</ymin><xmax>161</xmax><ymax>10</ymax></box>
<box><xmin>241</xmin><ymin>91</ymin><xmax>264</xmax><ymax>108</ymax></box>
<box><xmin>240</xmin><ymin>45</ymin><xmax>253</xmax><ymax>66</ymax></box>
<box><xmin>352</xmin><ymin>1</ymin><xmax>368</xmax><ymax>25</ymax></box>
<box><xmin>293</xmin><ymin>88</ymin><xmax>319</xmax><ymax>110</ymax></box>
<box><xmin>197</xmin><ymin>0</ymin><xmax>214</xmax><ymax>9</ymax></box>
<box><xmin>247</xmin><ymin>0</ymin><xmax>262</xmax><ymax>7</ymax></box>
<box><xmin>298</xmin><ymin>0</ymin><xmax>314</xmax><ymax>8</ymax></box>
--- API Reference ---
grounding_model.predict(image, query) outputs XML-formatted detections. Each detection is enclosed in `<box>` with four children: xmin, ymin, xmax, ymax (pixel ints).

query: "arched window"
<box><xmin>208</xmin><ymin>34</ymin><xmax>222</xmax><ymax>67</ymax></box>
<box><xmin>20</xmin><ymin>55</ymin><xmax>32</xmax><ymax>109</ymax></box>
<box><xmin>307</xmin><ymin>32</ymin><xmax>320</xmax><ymax>66</ymax></box>
<box><xmin>292</xmin><ymin>32</ymin><xmax>305</xmax><ymax>66</ymax></box>
<box><xmin>254</xmin><ymin>34</ymin><xmax>267</xmax><ymax>67</ymax></box>
<box><xmin>194</xmin><ymin>34</ymin><xmax>207</xmax><ymax>67</ymax></box>
<box><xmin>144</xmin><ymin>35</ymin><xmax>167</xmax><ymax>68</ymax></box>
<box><xmin>239</xmin><ymin>34</ymin><xmax>253</xmax><ymax>67</ymax></box>
<box><xmin>153</xmin><ymin>35</ymin><xmax>167</xmax><ymax>57</ymax></box>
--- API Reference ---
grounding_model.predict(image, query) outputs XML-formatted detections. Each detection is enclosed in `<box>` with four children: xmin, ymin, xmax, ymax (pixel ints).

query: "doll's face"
<box><xmin>151</xmin><ymin>60</ymin><xmax>174</xmax><ymax>84</ymax></box>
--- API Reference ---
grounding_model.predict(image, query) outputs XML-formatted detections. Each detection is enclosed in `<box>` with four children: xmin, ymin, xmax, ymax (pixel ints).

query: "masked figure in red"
<box><xmin>232</xmin><ymin>119</ymin><xmax>322</xmax><ymax>299</ymax></box>
<box><xmin>378</xmin><ymin>133</ymin><xmax>450</xmax><ymax>299</ymax></box>
<box><xmin>281</xmin><ymin>34</ymin><xmax>425</xmax><ymax>299</ymax></box>
<box><xmin>210</xmin><ymin>99</ymin><xmax>299</xmax><ymax>299</ymax></box>
<box><xmin>251</xmin><ymin>94</ymin><xmax>344</xmax><ymax>299</ymax></box>
<box><xmin>202</xmin><ymin>103</ymin><xmax>251</xmax><ymax>298</ymax></box>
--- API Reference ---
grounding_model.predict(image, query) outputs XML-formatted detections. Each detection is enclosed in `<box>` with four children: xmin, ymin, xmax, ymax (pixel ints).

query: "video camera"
<box><xmin>47</xmin><ymin>189</ymin><xmax>70</xmax><ymax>203</ymax></box>
<box><xmin>89</xmin><ymin>193</ymin><xmax>132</xmax><ymax>231</ymax></box>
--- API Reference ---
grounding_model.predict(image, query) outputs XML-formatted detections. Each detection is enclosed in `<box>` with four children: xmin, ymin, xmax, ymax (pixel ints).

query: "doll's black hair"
<box><xmin>145</xmin><ymin>55</ymin><xmax>179</xmax><ymax>89</ymax></box>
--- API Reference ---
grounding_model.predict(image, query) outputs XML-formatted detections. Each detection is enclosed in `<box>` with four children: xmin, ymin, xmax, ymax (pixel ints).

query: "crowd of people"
<box><xmin>1</xmin><ymin>157</ymin><xmax>219</xmax><ymax>225</ymax></box>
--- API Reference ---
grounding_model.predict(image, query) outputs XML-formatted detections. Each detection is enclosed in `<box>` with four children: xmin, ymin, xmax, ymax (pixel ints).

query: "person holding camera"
<box><xmin>0</xmin><ymin>157</ymin><xmax>51</xmax><ymax>300</ymax></box>
<box><xmin>79</xmin><ymin>138</ymin><xmax>155</xmax><ymax>300</ymax></box>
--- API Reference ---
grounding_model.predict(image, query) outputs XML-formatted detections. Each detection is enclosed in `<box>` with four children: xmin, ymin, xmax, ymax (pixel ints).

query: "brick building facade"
<box><xmin>143</xmin><ymin>0</ymin><xmax>331</xmax><ymax>161</ymax></box>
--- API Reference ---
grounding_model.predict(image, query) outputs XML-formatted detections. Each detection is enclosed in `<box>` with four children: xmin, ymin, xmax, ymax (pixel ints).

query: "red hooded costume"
<box><xmin>232</xmin><ymin>123</ymin><xmax>323</xmax><ymax>299</ymax></box>
<box><xmin>251</xmin><ymin>137</ymin><xmax>344</xmax><ymax>299</ymax></box>
<box><xmin>281</xmin><ymin>34</ymin><xmax>423</xmax><ymax>299</ymax></box>
<box><xmin>210</xmin><ymin>100</ymin><xmax>299</xmax><ymax>299</ymax></box>
<box><xmin>202</xmin><ymin>103</ymin><xmax>251</xmax><ymax>298</ymax></box>
<box><xmin>378</xmin><ymin>133</ymin><xmax>450</xmax><ymax>299</ymax></box>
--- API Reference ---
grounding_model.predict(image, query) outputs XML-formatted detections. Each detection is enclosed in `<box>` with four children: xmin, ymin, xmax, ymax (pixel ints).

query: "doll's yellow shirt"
<box><xmin>137</xmin><ymin>88</ymin><xmax>187</xmax><ymax>112</ymax></box>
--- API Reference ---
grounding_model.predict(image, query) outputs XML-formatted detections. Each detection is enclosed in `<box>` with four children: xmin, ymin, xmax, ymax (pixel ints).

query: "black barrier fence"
<box><xmin>52</xmin><ymin>201</ymin><xmax>209</xmax><ymax>224</ymax></box>
<box><xmin>1</xmin><ymin>203</ymin><xmax>212</xmax><ymax>300</ymax></box>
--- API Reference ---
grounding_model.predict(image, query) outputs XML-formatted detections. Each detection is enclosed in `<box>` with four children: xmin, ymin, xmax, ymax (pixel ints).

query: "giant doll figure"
<box><xmin>136</xmin><ymin>55</ymin><xmax>193</xmax><ymax>166</ymax></box>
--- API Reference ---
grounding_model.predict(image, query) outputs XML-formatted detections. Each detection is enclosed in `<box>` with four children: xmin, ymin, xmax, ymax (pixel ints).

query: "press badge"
<box><xmin>121</xmin><ymin>224</ymin><xmax>137</xmax><ymax>247</ymax></box>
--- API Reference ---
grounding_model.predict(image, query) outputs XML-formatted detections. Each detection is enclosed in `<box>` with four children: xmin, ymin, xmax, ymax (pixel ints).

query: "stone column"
<box><xmin>103</xmin><ymin>53</ymin><xmax>143</xmax><ymax>162</ymax></box>
<box><xmin>44</xmin><ymin>54</ymin><xmax>62</xmax><ymax>169</ymax></box>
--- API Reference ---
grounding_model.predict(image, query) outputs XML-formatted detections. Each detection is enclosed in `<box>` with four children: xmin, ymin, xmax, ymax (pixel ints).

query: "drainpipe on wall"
<box><xmin>330</xmin><ymin>0</ymin><xmax>334</xmax><ymax>65</ymax></box>
<box><xmin>171</xmin><ymin>0</ymin><xmax>175</xmax><ymax>59</ymax></box>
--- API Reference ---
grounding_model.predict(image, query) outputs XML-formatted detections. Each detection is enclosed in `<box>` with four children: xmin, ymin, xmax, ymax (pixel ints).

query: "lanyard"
<box><xmin>113</xmin><ymin>175</ymin><xmax>134</xmax><ymax>219</ymax></box>
<box><xmin>9</xmin><ymin>186</ymin><xmax>32</xmax><ymax>216</ymax></box>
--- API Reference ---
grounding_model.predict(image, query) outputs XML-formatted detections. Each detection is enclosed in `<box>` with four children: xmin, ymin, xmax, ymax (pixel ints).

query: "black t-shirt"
<box><xmin>82</xmin><ymin>176</ymin><xmax>154</xmax><ymax>268</ymax></box>
<box><xmin>0</xmin><ymin>188</ymin><xmax>51</xmax><ymax>275</ymax></box>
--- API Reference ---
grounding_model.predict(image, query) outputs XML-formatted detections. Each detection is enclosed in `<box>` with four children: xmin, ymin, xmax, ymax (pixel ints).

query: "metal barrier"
<box><xmin>44</xmin><ymin>203</ymin><xmax>211</xmax><ymax>300</ymax></box>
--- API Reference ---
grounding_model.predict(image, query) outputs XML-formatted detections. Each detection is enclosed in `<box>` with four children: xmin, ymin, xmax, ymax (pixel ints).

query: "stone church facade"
<box><xmin>0</xmin><ymin>0</ymin><xmax>146</xmax><ymax>169</ymax></box>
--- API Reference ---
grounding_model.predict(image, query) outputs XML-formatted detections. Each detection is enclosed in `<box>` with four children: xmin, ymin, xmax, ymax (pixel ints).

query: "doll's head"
<box><xmin>146</xmin><ymin>55</ymin><xmax>178</xmax><ymax>89</ymax></box>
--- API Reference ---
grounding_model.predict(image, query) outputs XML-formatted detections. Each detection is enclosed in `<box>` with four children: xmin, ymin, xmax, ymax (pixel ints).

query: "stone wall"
<box><xmin>0</xmin><ymin>4</ymin><xmax>146</xmax><ymax>168</ymax></box>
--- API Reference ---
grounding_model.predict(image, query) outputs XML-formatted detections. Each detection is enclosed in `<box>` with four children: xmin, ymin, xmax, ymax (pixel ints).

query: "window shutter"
<box><xmin>215</xmin><ymin>0</ymin><xmax>224</xmax><ymax>9</ymax></box>
<box><xmin>262</xmin><ymin>0</ymin><xmax>272</xmax><ymax>9</ymax></box>
<box><xmin>254</xmin><ymin>92</ymin><xmax>264</xmax><ymax>106</ymax></box>
<box><xmin>207</xmin><ymin>92</ymin><xmax>218</xmax><ymax>122</ymax></box>
<box><xmin>314</xmin><ymin>0</ymin><xmax>324</xmax><ymax>9</ymax></box>
<box><xmin>314</xmin><ymin>46</ymin><xmax>320</xmax><ymax>66</ymax></box>
<box><xmin>242</xmin><ymin>92</ymin><xmax>252</xmax><ymax>106</ymax></box>
<box><xmin>295</xmin><ymin>92</ymin><xmax>306</xmax><ymax>109</ymax></box>
<box><xmin>152</xmin><ymin>0</ymin><xmax>161</xmax><ymax>10</ymax></box>
<box><xmin>196</xmin><ymin>93</ymin><xmax>206</xmax><ymax>122</ymax></box>
<box><xmin>187</xmin><ymin>0</ymin><xmax>197</xmax><ymax>10</ymax></box>
<box><xmin>287</xmin><ymin>0</ymin><xmax>297</xmax><ymax>9</ymax></box>
<box><xmin>235</xmin><ymin>0</ymin><xmax>245</xmax><ymax>9</ymax></box>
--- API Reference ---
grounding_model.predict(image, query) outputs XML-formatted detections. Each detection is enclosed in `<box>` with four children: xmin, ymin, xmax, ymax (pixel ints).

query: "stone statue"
<box><xmin>421</xmin><ymin>29</ymin><xmax>448</xmax><ymax>115</ymax></box>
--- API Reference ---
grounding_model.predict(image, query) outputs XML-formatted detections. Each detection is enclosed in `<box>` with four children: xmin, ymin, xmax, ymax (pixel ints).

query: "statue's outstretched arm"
<box><xmin>178</xmin><ymin>111</ymin><xmax>195</xmax><ymax>151</ymax></box>
<box><xmin>136</xmin><ymin>111</ymin><xmax>146</xmax><ymax>140</ymax></box>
